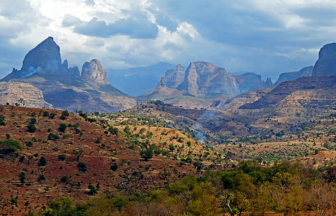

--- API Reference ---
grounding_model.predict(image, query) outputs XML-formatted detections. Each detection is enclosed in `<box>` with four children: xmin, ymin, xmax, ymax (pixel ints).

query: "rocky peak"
<box><xmin>313</xmin><ymin>43</ymin><xmax>336</xmax><ymax>76</ymax></box>
<box><xmin>21</xmin><ymin>36</ymin><xmax>62</xmax><ymax>75</ymax></box>
<box><xmin>81</xmin><ymin>59</ymin><xmax>108</xmax><ymax>83</ymax></box>
<box><xmin>164</xmin><ymin>64</ymin><xmax>186</xmax><ymax>88</ymax></box>
<box><xmin>177</xmin><ymin>61</ymin><xmax>239</xmax><ymax>96</ymax></box>
<box><xmin>157</xmin><ymin>76</ymin><xmax>166</xmax><ymax>87</ymax></box>
<box><xmin>265</xmin><ymin>78</ymin><xmax>273</xmax><ymax>87</ymax></box>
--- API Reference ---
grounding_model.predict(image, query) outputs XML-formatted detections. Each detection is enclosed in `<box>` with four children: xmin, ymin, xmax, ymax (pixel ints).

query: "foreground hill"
<box><xmin>0</xmin><ymin>37</ymin><xmax>135</xmax><ymax>112</ymax></box>
<box><xmin>0</xmin><ymin>105</ymin><xmax>222</xmax><ymax>215</ymax></box>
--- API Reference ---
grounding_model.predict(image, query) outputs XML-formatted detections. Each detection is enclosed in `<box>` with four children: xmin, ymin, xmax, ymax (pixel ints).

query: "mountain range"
<box><xmin>1</xmin><ymin>37</ymin><xmax>335</xmax><ymax>113</ymax></box>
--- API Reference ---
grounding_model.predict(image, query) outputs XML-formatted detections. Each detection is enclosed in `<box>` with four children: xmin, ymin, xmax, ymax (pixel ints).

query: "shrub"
<box><xmin>0</xmin><ymin>139</ymin><xmax>22</xmax><ymax>155</ymax></box>
<box><xmin>88</xmin><ymin>184</ymin><xmax>97</xmax><ymax>195</ymax></box>
<box><xmin>19</xmin><ymin>171</ymin><xmax>26</xmax><ymax>184</ymax></box>
<box><xmin>61</xmin><ymin>110</ymin><xmax>69</xmax><ymax>119</ymax></box>
<box><xmin>39</xmin><ymin>156</ymin><xmax>47</xmax><ymax>166</ymax></box>
<box><xmin>59</xmin><ymin>123</ymin><xmax>67</xmax><ymax>132</ymax></box>
<box><xmin>27</xmin><ymin>124</ymin><xmax>36</xmax><ymax>133</ymax></box>
<box><xmin>43</xmin><ymin>111</ymin><xmax>49</xmax><ymax>116</ymax></box>
<box><xmin>58</xmin><ymin>154</ymin><xmax>66</xmax><ymax>161</ymax></box>
<box><xmin>0</xmin><ymin>115</ymin><xmax>6</xmax><ymax>126</ymax></box>
<box><xmin>169</xmin><ymin>144</ymin><xmax>175</xmax><ymax>151</ymax></box>
<box><xmin>26</xmin><ymin>141</ymin><xmax>33</xmax><ymax>147</ymax></box>
<box><xmin>109</xmin><ymin>127</ymin><xmax>119</xmax><ymax>136</ymax></box>
<box><xmin>48</xmin><ymin>133</ymin><xmax>60</xmax><ymax>140</ymax></box>
<box><xmin>110</xmin><ymin>163</ymin><xmax>118</xmax><ymax>171</ymax></box>
<box><xmin>140</xmin><ymin>148</ymin><xmax>154</xmax><ymax>161</ymax></box>
<box><xmin>30</xmin><ymin>118</ymin><xmax>37</xmax><ymax>124</ymax></box>
<box><xmin>124</xmin><ymin>126</ymin><xmax>131</xmax><ymax>135</ymax></box>
<box><xmin>61</xmin><ymin>175</ymin><xmax>69</xmax><ymax>183</ymax></box>
<box><xmin>49</xmin><ymin>113</ymin><xmax>57</xmax><ymax>118</ymax></box>
<box><xmin>78</xmin><ymin>162</ymin><xmax>87</xmax><ymax>172</ymax></box>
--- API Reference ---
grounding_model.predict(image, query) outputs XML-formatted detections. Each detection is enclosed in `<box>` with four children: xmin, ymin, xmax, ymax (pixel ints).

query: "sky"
<box><xmin>1</xmin><ymin>0</ymin><xmax>336</xmax><ymax>81</ymax></box>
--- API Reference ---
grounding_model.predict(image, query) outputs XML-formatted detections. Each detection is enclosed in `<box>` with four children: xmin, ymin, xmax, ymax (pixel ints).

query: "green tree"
<box><xmin>140</xmin><ymin>148</ymin><xmax>154</xmax><ymax>161</ymax></box>
<box><xmin>39</xmin><ymin>156</ymin><xmax>47</xmax><ymax>166</ymax></box>
<box><xmin>59</xmin><ymin>123</ymin><xmax>67</xmax><ymax>132</ymax></box>
<box><xmin>19</xmin><ymin>171</ymin><xmax>26</xmax><ymax>184</ymax></box>
<box><xmin>27</xmin><ymin>124</ymin><xmax>36</xmax><ymax>133</ymax></box>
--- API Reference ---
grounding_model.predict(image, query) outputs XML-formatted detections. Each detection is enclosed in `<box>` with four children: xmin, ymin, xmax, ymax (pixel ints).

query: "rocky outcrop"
<box><xmin>274</xmin><ymin>66</ymin><xmax>313</xmax><ymax>86</ymax></box>
<box><xmin>157</xmin><ymin>76</ymin><xmax>166</xmax><ymax>87</ymax></box>
<box><xmin>177</xmin><ymin>61</ymin><xmax>240</xmax><ymax>97</ymax></box>
<box><xmin>81</xmin><ymin>59</ymin><xmax>108</xmax><ymax>83</ymax></box>
<box><xmin>313</xmin><ymin>43</ymin><xmax>336</xmax><ymax>76</ymax></box>
<box><xmin>164</xmin><ymin>64</ymin><xmax>186</xmax><ymax>88</ymax></box>
<box><xmin>0</xmin><ymin>82</ymin><xmax>52</xmax><ymax>108</ymax></box>
<box><xmin>21</xmin><ymin>37</ymin><xmax>62</xmax><ymax>75</ymax></box>
<box><xmin>233</xmin><ymin>73</ymin><xmax>273</xmax><ymax>93</ymax></box>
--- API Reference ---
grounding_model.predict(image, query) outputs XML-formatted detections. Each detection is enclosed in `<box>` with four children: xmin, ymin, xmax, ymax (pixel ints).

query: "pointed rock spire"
<box><xmin>81</xmin><ymin>59</ymin><xmax>108</xmax><ymax>83</ymax></box>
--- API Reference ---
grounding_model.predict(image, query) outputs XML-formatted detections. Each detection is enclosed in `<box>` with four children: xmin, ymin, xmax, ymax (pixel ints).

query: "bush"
<box><xmin>48</xmin><ymin>133</ymin><xmax>60</xmax><ymax>140</ymax></box>
<box><xmin>59</xmin><ymin>123</ymin><xmax>67</xmax><ymax>132</ymax></box>
<box><xmin>78</xmin><ymin>162</ymin><xmax>87</xmax><ymax>172</ymax></box>
<box><xmin>30</xmin><ymin>118</ymin><xmax>37</xmax><ymax>124</ymax></box>
<box><xmin>26</xmin><ymin>141</ymin><xmax>33</xmax><ymax>147</ymax></box>
<box><xmin>50</xmin><ymin>113</ymin><xmax>57</xmax><ymax>118</ymax></box>
<box><xmin>0</xmin><ymin>139</ymin><xmax>22</xmax><ymax>155</ymax></box>
<box><xmin>27</xmin><ymin>124</ymin><xmax>36</xmax><ymax>133</ymax></box>
<box><xmin>58</xmin><ymin>154</ymin><xmax>66</xmax><ymax>161</ymax></box>
<box><xmin>110</xmin><ymin>163</ymin><xmax>118</xmax><ymax>171</ymax></box>
<box><xmin>39</xmin><ymin>156</ymin><xmax>47</xmax><ymax>166</ymax></box>
<box><xmin>0</xmin><ymin>115</ymin><xmax>6</xmax><ymax>126</ymax></box>
<box><xmin>140</xmin><ymin>148</ymin><xmax>154</xmax><ymax>161</ymax></box>
<box><xmin>88</xmin><ymin>184</ymin><xmax>97</xmax><ymax>195</ymax></box>
<box><xmin>43</xmin><ymin>111</ymin><xmax>49</xmax><ymax>116</ymax></box>
<box><xmin>61</xmin><ymin>110</ymin><xmax>69</xmax><ymax>119</ymax></box>
<box><xmin>61</xmin><ymin>175</ymin><xmax>69</xmax><ymax>183</ymax></box>
<box><xmin>109</xmin><ymin>127</ymin><xmax>119</xmax><ymax>136</ymax></box>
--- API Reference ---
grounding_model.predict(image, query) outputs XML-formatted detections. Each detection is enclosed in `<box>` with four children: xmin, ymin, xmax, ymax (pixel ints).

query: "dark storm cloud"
<box><xmin>70</xmin><ymin>17</ymin><xmax>158</xmax><ymax>39</ymax></box>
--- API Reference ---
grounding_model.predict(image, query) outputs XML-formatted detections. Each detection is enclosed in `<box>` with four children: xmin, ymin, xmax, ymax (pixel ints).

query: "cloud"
<box><xmin>62</xmin><ymin>14</ymin><xmax>81</xmax><ymax>27</ymax></box>
<box><xmin>85</xmin><ymin>0</ymin><xmax>95</xmax><ymax>6</ymax></box>
<box><xmin>85</xmin><ymin>38</ymin><xmax>105</xmax><ymax>47</ymax></box>
<box><xmin>72</xmin><ymin>16</ymin><xmax>159</xmax><ymax>39</ymax></box>
<box><xmin>2</xmin><ymin>0</ymin><xmax>336</xmax><ymax>81</ymax></box>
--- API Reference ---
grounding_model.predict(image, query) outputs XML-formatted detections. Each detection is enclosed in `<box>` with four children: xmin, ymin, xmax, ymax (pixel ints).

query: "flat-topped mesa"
<box><xmin>81</xmin><ymin>59</ymin><xmax>108</xmax><ymax>83</ymax></box>
<box><xmin>177</xmin><ymin>61</ymin><xmax>240</xmax><ymax>97</ymax></box>
<box><xmin>313</xmin><ymin>43</ymin><xmax>336</xmax><ymax>76</ymax></box>
<box><xmin>21</xmin><ymin>36</ymin><xmax>62</xmax><ymax>75</ymax></box>
<box><xmin>164</xmin><ymin>64</ymin><xmax>186</xmax><ymax>88</ymax></box>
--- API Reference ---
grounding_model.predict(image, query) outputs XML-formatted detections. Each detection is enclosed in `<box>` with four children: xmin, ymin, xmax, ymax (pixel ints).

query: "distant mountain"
<box><xmin>107</xmin><ymin>62</ymin><xmax>175</xmax><ymax>96</ymax></box>
<box><xmin>0</xmin><ymin>37</ymin><xmax>135</xmax><ymax>112</ymax></box>
<box><xmin>233</xmin><ymin>72</ymin><xmax>273</xmax><ymax>93</ymax></box>
<box><xmin>313</xmin><ymin>43</ymin><xmax>336</xmax><ymax>76</ymax></box>
<box><xmin>274</xmin><ymin>66</ymin><xmax>313</xmax><ymax>86</ymax></box>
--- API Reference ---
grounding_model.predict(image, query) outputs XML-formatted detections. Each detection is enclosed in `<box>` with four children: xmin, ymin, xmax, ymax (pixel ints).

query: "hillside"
<box><xmin>0</xmin><ymin>105</ymin><xmax>223</xmax><ymax>215</ymax></box>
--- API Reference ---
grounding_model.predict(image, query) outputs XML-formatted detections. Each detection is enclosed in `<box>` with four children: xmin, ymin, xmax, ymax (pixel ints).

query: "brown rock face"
<box><xmin>81</xmin><ymin>59</ymin><xmax>108</xmax><ymax>83</ymax></box>
<box><xmin>177</xmin><ymin>61</ymin><xmax>240</xmax><ymax>97</ymax></box>
<box><xmin>274</xmin><ymin>66</ymin><xmax>313</xmax><ymax>86</ymax></box>
<box><xmin>0</xmin><ymin>82</ymin><xmax>52</xmax><ymax>108</ymax></box>
<box><xmin>233</xmin><ymin>73</ymin><xmax>273</xmax><ymax>93</ymax></box>
<box><xmin>313</xmin><ymin>43</ymin><xmax>336</xmax><ymax>76</ymax></box>
<box><xmin>164</xmin><ymin>64</ymin><xmax>186</xmax><ymax>88</ymax></box>
<box><xmin>21</xmin><ymin>37</ymin><xmax>62</xmax><ymax>75</ymax></box>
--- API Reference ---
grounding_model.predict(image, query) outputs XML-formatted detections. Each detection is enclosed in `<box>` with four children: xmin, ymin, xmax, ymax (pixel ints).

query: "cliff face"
<box><xmin>233</xmin><ymin>73</ymin><xmax>273</xmax><ymax>93</ymax></box>
<box><xmin>0</xmin><ymin>37</ymin><xmax>135</xmax><ymax>112</ymax></box>
<box><xmin>274</xmin><ymin>66</ymin><xmax>313</xmax><ymax>86</ymax></box>
<box><xmin>177</xmin><ymin>61</ymin><xmax>240</xmax><ymax>97</ymax></box>
<box><xmin>81</xmin><ymin>59</ymin><xmax>108</xmax><ymax>83</ymax></box>
<box><xmin>0</xmin><ymin>82</ymin><xmax>52</xmax><ymax>108</ymax></box>
<box><xmin>164</xmin><ymin>64</ymin><xmax>186</xmax><ymax>89</ymax></box>
<box><xmin>313</xmin><ymin>43</ymin><xmax>336</xmax><ymax>76</ymax></box>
